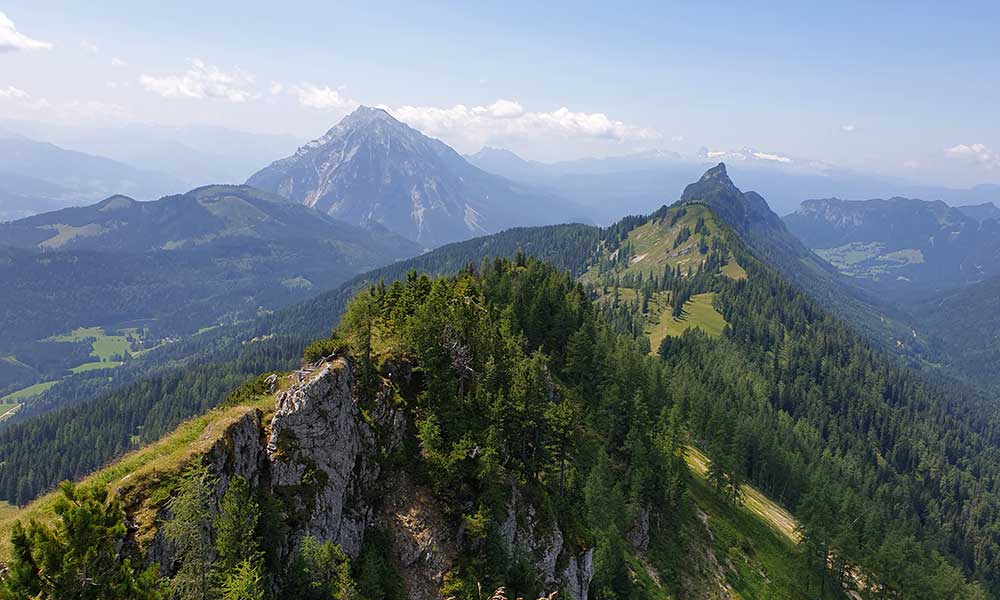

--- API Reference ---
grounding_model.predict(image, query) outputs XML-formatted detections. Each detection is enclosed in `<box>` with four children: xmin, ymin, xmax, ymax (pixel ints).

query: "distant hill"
<box><xmin>0</xmin><ymin>184</ymin><xmax>418</xmax><ymax>257</ymax></box>
<box><xmin>0</xmin><ymin>185</ymin><xmax>421</xmax><ymax>395</ymax></box>
<box><xmin>784</xmin><ymin>197</ymin><xmax>1000</xmax><ymax>292</ymax></box>
<box><xmin>957</xmin><ymin>201</ymin><xmax>1000</xmax><ymax>222</ymax></box>
<box><xmin>247</xmin><ymin>106</ymin><xmax>588</xmax><ymax>246</ymax></box>
<box><xmin>0</xmin><ymin>136</ymin><xmax>183</xmax><ymax>220</ymax></box>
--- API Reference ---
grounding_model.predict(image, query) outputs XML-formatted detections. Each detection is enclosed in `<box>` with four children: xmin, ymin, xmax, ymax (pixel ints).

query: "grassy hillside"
<box><xmin>646</xmin><ymin>292</ymin><xmax>727</xmax><ymax>352</ymax></box>
<box><xmin>0</xmin><ymin>388</ymin><xmax>279</xmax><ymax>562</ymax></box>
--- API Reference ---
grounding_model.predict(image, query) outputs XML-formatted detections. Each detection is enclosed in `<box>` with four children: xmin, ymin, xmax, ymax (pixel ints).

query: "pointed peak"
<box><xmin>343</xmin><ymin>105</ymin><xmax>397</xmax><ymax>124</ymax></box>
<box><xmin>700</xmin><ymin>162</ymin><xmax>731</xmax><ymax>183</ymax></box>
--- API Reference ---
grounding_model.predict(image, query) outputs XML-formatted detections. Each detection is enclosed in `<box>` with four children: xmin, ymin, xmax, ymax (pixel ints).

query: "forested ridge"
<box><xmin>0</xmin><ymin>224</ymin><xmax>600</xmax><ymax>503</ymax></box>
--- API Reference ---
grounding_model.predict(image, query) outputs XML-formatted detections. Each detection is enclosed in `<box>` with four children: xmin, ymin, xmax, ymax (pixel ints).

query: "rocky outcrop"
<box><xmin>380</xmin><ymin>473</ymin><xmax>457</xmax><ymax>600</ymax></box>
<box><xmin>499</xmin><ymin>486</ymin><xmax>593</xmax><ymax>599</ymax></box>
<box><xmin>627</xmin><ymin>507</ymin><xmax>651</xmax><ymax>552</ymax></box>
<box><xmin>267</xmin><ymin>359</ymin><xmax>377</xmax><ymax>557</ymax></box>
<box><xmin>145</xmin><ymin>357</ymin><xmax>593</xmax><ymax>597</ymax></box>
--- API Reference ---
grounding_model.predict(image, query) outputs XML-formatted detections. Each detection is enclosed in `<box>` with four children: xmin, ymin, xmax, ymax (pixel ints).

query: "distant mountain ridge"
<box><xmin>0</xmin><ymin>136</ymin><xmax>183</xmax><ymax>221</ymax></box>
<box><xmin>0</xmin><ymin>185</ymin><xmax>421</xmax><ymax>355</ymax></box>
<box><xmin>0</xmin><ymin>184</ymin><xmax>418</xmax><ymax>258</ymax></box>
<box><xmin>466</xmin><ymin>145</ymin><xmax>1000</xmax><ymax>221</ymax></box>
<box><xmin>784</xmin><ymin>196</ymin><xmax>1000</xmax><ymax>291</ymax></box>
<box><xmin>247</xmin><ymin>106</ymin><xmax>587</xmax><ymax>247</ymax></box>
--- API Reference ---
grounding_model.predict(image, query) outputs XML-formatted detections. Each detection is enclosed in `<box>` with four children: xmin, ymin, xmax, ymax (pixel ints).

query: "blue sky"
<box><xmin>1</xmin><ymin>1</ymin><xmax>998</xmax><ymax>185</ymax></box>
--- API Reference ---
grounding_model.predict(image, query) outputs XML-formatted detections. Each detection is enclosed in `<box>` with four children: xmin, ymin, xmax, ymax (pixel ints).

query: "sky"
<box><xmin>1</xmin><ymin>1</ymin><xmax>998</xmax><ymax>187</ymax></box>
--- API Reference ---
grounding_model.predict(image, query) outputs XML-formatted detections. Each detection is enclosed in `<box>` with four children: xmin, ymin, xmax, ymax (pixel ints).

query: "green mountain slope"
<box><xmin>676</xmin><ymin>164</ymin><xmax>931</xmax><ymax>362</ymax></box>
<box><xmin>0</xmin><ymin>259</ymin><xmax>854</xmax><ymax>599</ymax></box>
<box><xmin>0</xmin><ymin>185</ymin><xmax>421</xmax><ymax>398</ymax></box>
<box><xmin>908</xmin><ymin>275</ymin><xmax>1000</xmax><ymax>391</ymax></box>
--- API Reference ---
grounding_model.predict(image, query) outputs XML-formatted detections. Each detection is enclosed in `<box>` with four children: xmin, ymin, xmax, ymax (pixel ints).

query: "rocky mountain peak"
<box><xmin>247</xmin><ymin>109</ymin><xmax>582</xmax><ymax>247</ymax></box>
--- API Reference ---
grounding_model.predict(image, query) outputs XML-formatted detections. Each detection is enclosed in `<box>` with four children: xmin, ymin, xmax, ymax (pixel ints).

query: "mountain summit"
<box><xmin>679</xmin><ymin>163</ymin><xmax>782</xmax><ymax>233</ymax></box>
<box><xmin>247</xmin><ymin>106</ymin><xmax>583</xmax><ymax>247</ymax></box>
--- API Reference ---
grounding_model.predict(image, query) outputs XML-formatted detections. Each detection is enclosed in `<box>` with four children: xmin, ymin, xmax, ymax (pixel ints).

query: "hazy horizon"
<box><xmin>2</xmin><ymin>1</ymin><xmax>998</xmax><ymax>189</ymax></box>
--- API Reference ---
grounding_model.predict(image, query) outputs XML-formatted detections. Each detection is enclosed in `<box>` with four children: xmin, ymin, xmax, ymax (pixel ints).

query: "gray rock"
<box><xmin>266</xmin><ymin>359</ymin><xmax>377</xmax><ymax>558</ymax></box>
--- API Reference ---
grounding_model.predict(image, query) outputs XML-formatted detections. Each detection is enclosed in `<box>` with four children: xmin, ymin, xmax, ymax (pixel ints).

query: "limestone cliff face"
<box><xmin>151</xmin><ymin>358</ymin><xmax>594</xmax><ymax>598</ymax></box>
<box><xmin>267</xmin><ymin>359</ymin><xmax>379</xmax><ymax>557</ymax></box>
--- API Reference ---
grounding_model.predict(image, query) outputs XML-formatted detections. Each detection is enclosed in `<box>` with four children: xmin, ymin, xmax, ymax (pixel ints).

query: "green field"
<box><xmin>48</xmin><ymin>326</ymin><xmax>131</xmax><ymax>362</ymax></box>
<box><xmin>646</xmin><ymin>292</ymin><xmax>728</xmax><ymax>352</ymax></box>
<box><xmin>70</xmin><ymin>361</ymin><xmax>122</xmax><ymax>374</ymax></box>
<box><xmin>0</xmin><ymin>380</ymin><xmax>58</xmax><ymax>403</ymax></box>
<box><xmin>721</xmin><ymin>256</ymin><xmax>747</xmax><ymax>280</ymax></box>
<box><xmin>0</xmin><ymin>403</ymin><xmax>21</xmax><ymax>421</ymax></box>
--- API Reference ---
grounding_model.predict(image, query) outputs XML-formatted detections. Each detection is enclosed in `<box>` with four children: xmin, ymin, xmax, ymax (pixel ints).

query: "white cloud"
<box><xmin>140</xmin><ymin>59</ymin><xmax>257</xmax><ymax>102</ymax></box>
<box><xmin>671</xmin><ymin>135</ymin><xmax>685</xmax><ymax>142</ymax></box>
<box><xmin>945</xmin><ymin>143</ymin><xmax>999</xmax><ymax>169</ymax></box>
<box><xmin>902</xmin><ymin>160</ymin><xmax>920</xmax><ymax>169</ymax></box>
<box><xmin>292</xmin><ymin>83</ymin><xmax>359</xmax><ymax>111</ymax></box>
<box><xmin>840</xmin><ymin>123</ymin><xmax>857</xmax><ymax>133</ymax></box>
<box><xmin>0</xmin><ymin>11</ymin><xmax>51</xmax><ymax>52</ymax></box>
<box><xmin>0</xmin><ymin>85</ymin><xmax>29</xmax><ymax>99</ymax></box>
<box><xmin>80</xmin><ymin>40</ymin><xmax>99</xmax><ymax>54</ymax></box>
<box><xmin>269</xmin><ymin>81</ymin><xmax>284</xmax><ymax>95</ymax></box>
<box><xmin>386</xmin><ymin>99</ymin><xmax>660</xmax><ymax>145</ymax></box>
<box><xmin>752</xmin><ymin>151</ymin><xmax>793</xmax><ymax>163</ymax></box>
<box><xmin>111</xmin><ymin>57</ymin><xmax>127</xmax><ymax>67</ymax></box>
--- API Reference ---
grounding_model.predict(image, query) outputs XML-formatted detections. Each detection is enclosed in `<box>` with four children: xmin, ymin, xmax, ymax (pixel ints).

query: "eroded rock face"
<box><xmin>627</xmin><ymin>507</ymin><xmax>651</xmax><ymax>552</ymax></box>
<box><xmin>562</xmin><ymin>549</ymin><xmax>595</xmax><ymax>600</ymax></box>
<box><xmin>266</xmin><ymin>360</ymin><xmax>377</xmax><ymax>558</ymax></box>
<box><xmin>500</xmin><ymin>486</ymin><xmax>593</xmax><ymax>598</ymax></box>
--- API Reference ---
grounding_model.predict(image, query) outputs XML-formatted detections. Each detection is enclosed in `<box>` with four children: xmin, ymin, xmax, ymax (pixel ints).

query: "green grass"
<box><xmin>70</xmin><ymin>361</ymin><xmax>122</xmax><ymax>374</ymax></box>
<box><xmin>669</xmin><ymin>445</ymin><xmax>843</xmax><ymax>599</ymax></box>
<box><xmin>581</xmin><ymin>205</ymin><xmax>722</xmax><ymax>284</ymax></box>
<box><xmin>721</xmin><ymin>255</ymin><xmax>748</xmax><ymax>280</ymax></box>
<box><xmin>0</xmin><ymin>380</ymin><xmax>58</xmax><ymax>403</ymax></box>
<box><xmin>646</xmin><ymin>292</ymin><xmax>728</xmax><ymax>352</ymax></box>
<box><xmin>684</xmin><ymin>446</ymin><xmax>798</xmax><ymax>543</ymax></box>
<box><xmin>0</xmin><ymin>393</ymin><xmax>277</xmax><ymax>561</ymax></box>
<box><xmin>0</xmin><ymin>403</ymin><xmax>21</xmax><ymax>421</ymax></box>
<box><xmin>48</xmin><ymin>326</ymin><xmax>131</xmax><ymax>361</ymax></box>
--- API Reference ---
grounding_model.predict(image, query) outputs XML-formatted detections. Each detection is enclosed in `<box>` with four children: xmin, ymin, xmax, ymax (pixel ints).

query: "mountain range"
<box><xmin>466</xmin><ymin>145</ymin><xmax>1000</xmax><ymax>221</ymax></box>
<box><xmin>0</xmin><ymin>120</ymin><xmax>303</xmax><ymax>192</ymax></box>
<box><xmin>0</xmin><ymin>185</ymin><xmax>420</xmax><ymax>397</ymax></box>
<box><xmin>0</xmin><ymin>134</ymin><xmax>184</xmax><ymax>221</ymax></box>
<box><xmin>247</xmin><ymin>106</ymin><xmax>588</xmax><ymax>246</ymax></box>
<box><xmin>784</xmin><ymin>196</ymin><xmax>1000</xmax><ymax>293</ymax></box>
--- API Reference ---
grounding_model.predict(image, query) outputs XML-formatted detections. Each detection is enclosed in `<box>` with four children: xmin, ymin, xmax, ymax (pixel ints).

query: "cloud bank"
<box><xmin>384</xmin><ymin>99</ymin><xmax>660</xmax><ymax>145</ymax></box>
<box><xmin>140</xmin><ymin>59</ymin><xmax>257</xmax><ymax>103</ymax></box>
<box><xmin>0</xmin><ymin>11</ymin><xmax>51</xmax><ymax>52</ymax></box>
<box><xmin>945</xmin><ymin>143</ymin><xmax>999</xmax><ymax>169</ymax></box>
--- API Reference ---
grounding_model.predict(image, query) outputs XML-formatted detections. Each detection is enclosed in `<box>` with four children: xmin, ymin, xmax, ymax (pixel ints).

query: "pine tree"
<box><xmin>214</xmin><ymin>476</ymin><xmax>262</xmax><ymax>574</ymax></box>
<box><xmin>0</xmin><ymin>482</ymin><xmax>164</xmax><ymax>600</ymax></box>
<box><xmin>220</xmin><ymin>559</ymin><xmax>265</xmax><ymax>600</ymax></box>
<box><xmin>162</xmin><ymin>463</ymin><xmax>217</xmax><ymax>600</ymax></box>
